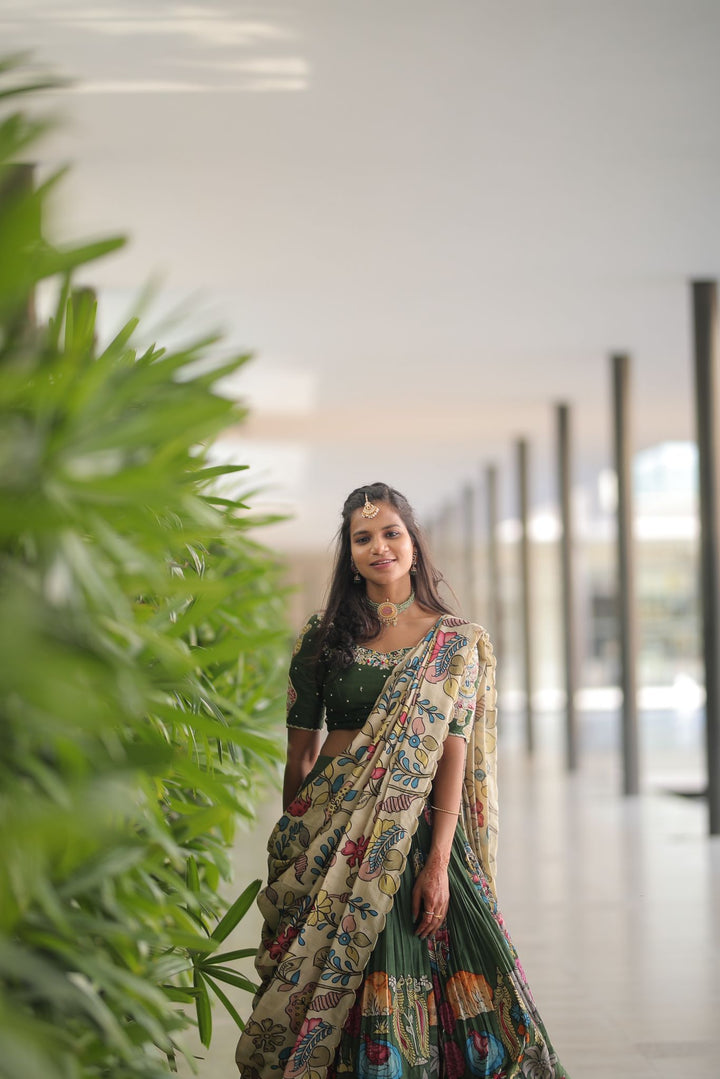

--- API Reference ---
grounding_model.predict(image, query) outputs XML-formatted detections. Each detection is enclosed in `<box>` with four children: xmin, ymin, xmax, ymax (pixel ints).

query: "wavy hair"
<box><xmin>316</xmin><ymin>482</ymin><xmax>452</xmax><ymax>669</ymax></box>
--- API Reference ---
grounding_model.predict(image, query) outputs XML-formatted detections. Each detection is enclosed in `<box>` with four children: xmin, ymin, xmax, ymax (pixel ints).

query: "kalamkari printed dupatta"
<box><xmin>235</xmin><ymin>615</ymin><xmax>498</xmax><ymax>1079</ymax></box>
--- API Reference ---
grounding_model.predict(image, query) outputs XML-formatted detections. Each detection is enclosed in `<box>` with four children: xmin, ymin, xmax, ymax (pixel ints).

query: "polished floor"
<box><xmin>181</xmin><ymin>723</ymin><xmax>720</xmax><ymax>1079</ymax></box>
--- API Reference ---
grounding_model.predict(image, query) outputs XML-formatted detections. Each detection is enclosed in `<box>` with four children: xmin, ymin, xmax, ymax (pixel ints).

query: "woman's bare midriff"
<box><xmin>320</xmin><ymin>728</ymin><xmax>359</xmax><ymax>757</ymax></box>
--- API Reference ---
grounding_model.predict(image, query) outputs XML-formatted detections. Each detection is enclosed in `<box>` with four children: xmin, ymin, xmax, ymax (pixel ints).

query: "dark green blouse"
<box><xmin>286</xmin><ymin>613</ymin><xmax>479</xmax><ymax>741</ymax></box>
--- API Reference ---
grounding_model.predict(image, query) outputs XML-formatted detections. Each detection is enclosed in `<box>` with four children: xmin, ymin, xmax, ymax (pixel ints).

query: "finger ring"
<box><xmin>433</xmin><ymin>913</ymin><xmax>443</xmax><ymax>920</ymax></box>
<box><xmin>424</xmin><ymin>909</ymin><xmax>436</xmax><ymax>917</ymax></box>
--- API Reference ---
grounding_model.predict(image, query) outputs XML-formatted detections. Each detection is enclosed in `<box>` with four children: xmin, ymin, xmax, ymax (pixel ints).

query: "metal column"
<box><xmin>485</xmin><ymin>464</ymin><xmax>501</xmax><ymax>649</ymax></box>
<box><xmin>612</xmin><ymin>354</ymin><xmax>640</xmax><ymax>796</ymax></box>
<box><xmin>557</xmin><ymin>403</ymin><xmax>579</xmax><ymax>770</ymax></box>
<box><xmin>692</xmin><ymin>280</ymin><xmax>720</xmax><ymax>834</ymax></box>
<box><xmin>461</xmin><ymin>483</ymin><xmax>476</xmax><ymax>621</ymax></box>
<box><xmin>517</xmin><ymin>439</ymin><xmax>534</xmax><ymax>754</ymax></box>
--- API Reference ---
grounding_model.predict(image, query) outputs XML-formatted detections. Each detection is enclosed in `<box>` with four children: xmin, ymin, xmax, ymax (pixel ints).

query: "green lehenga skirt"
<box><xmin>297</xmin><ymin>757</ymin><xmax>569</xmax><ymax>1079</ymax></box>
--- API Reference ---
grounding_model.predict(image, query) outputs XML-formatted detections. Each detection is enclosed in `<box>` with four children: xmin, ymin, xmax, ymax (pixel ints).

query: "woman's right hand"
<box><xmin>411</xmin><ymin>858</ymin><xmax>450</xmax><ymax>939</ymax></box>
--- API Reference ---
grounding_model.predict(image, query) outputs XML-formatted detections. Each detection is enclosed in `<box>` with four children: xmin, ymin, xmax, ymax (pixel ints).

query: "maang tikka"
<box><xmin>361</xmin><ymin>492</ymin><xmax>380</xmax><ymax>519</ymax></box>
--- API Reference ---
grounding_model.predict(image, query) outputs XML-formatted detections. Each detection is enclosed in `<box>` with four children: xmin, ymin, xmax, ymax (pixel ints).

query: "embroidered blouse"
<box><xmin>286</xmin><ymin>613</ymin><xmax>479</xmax><ymax>741</ymax></box>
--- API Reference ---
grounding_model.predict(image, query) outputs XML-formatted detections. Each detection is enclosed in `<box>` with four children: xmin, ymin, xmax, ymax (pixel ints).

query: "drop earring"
<box><xmin>410</xmin><ymin>551</ymin><xmax>417</xmax><ymax>575</ymax></box>
<box><xmin>351</xmin><ymin>560</ymin><xmax>361</xmax><ymax>583</ymax></box>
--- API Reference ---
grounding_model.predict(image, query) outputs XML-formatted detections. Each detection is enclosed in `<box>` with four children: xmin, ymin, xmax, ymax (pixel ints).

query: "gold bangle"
<box><xmin>430</xmin><ymin>803</ymin><xmax>461</xmax><ymax>817</ymax></box>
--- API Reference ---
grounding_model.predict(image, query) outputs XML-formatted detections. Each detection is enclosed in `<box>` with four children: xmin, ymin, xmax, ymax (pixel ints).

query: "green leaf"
<box><xmin>198</xmin><ymin>966</ymin><xmax>258</xmax><ymax>994</ymax></box>
<box><xmin>161</xmin><ymin>986</ymin><xmax>196</xmax><ymax>1005</ymax></box>
<box><xmin>193</xmin><ymin>969</ymin><xmax>213</xmax><ymax>1048</ymax></box>
<box><xmin>190</xmin><ymin>463</ymin><xmax>250</xmax><ymax>482</ymax></box>
<box><xmin>210</xmin><ymin>879</ymin><xmax>262</xmax><ymax>944</ymax></box>
<box><xmin>204</xmin><ymin>974</ymin><xmax>245</xmax><ymax>1031</ymax></box>
<box><xmin>0</xmin><ymin>56</ymin><xmax>289</xmax><ymax>1079</ymax></box>
<box><xmin>203</xmin><ymin>947</ymin><xmax>258</xmax><ymax>964</ymax></box>
<box><xmin>35</xmin><ymin>235</ymin><xmax>127</xmax><ymax>278</ymax></box>
<box><xmin>186</xmin><ymin>856</ymin><xmax>200</xmax><ymax>895</ymax></box>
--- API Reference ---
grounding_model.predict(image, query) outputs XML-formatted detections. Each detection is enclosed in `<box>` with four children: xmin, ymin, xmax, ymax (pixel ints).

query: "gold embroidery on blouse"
<box><xmin>353</xmin><ymin>644</ymin><xmax>413</xmax><ymax>670</ymax></box>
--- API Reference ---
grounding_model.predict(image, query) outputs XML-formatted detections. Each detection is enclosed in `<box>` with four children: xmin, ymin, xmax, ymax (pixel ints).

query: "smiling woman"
<box><xmin>234</xmin><ymin>484</ymin><xmax>570</xmax><ymax>1079</ymax></box>
<box><xmin>319</xmin><ymin>484</ymin><xmax>451</xmax><ymax>672</ymax></box>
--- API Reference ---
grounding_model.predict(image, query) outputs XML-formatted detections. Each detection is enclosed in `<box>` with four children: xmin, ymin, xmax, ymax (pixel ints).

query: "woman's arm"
<box><xmin>283</xmin><ymin>727</ymin><xmax>324</xmax><ymax>810</ymax></box>
<box><xmin>428</xmin><ymin>732</ymin><xmax>466</xmax><ymax>859</ymax></box>
<box><xmin>412</xmin><ymin>733</ymin><xmax>466</xmax><ymax>938</ymax></box>
<box><xmin>283</xmin><ymin>613</ymin><xmax>326</xmax><ymax>809</ymax></box>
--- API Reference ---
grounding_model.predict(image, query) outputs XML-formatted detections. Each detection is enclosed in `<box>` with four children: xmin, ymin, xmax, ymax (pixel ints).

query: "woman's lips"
<box><xmin>371</xmin><ymin>559</ymin><xmax>395</xmax><ymax>567</ymax></box>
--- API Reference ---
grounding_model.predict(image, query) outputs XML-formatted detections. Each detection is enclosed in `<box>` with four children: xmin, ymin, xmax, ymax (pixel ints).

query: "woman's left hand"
<box><xmin>411</xmin><ymin>857</ymin><xmax>450</xmax><ymax>939</ymax></box>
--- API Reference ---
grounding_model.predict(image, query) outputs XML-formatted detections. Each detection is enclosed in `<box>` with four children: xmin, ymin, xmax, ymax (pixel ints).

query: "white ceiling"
<box><xmin>4</xmin><ymin>0</ymin><xmax>720</xmax><ymax>548</ymax></box>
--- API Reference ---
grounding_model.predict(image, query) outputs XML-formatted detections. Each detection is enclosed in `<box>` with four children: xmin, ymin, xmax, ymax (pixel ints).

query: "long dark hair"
<box><xmin>317</xmin><ymin>483</ymin><xmax>452</xmax><ymax>669</ymax></box>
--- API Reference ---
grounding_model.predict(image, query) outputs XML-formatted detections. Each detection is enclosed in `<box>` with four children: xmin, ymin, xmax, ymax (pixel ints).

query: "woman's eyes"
<box><xmin>356</xmin><ymin>531</ymin><xmax>401</xmax><ymax>544</ymax></box>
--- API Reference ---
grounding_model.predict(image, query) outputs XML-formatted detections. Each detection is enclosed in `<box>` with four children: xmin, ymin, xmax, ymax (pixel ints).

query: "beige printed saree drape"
<box><xmin>235</xmin><ymin>616</ymin><xmax>497</xmax><ymax>1079</ymax></box>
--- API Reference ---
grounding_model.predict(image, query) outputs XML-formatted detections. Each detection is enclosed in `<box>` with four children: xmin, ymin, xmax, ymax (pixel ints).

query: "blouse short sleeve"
<box><xmin>447</xmin><ymin>650</ymin><xmax>480</xmax><ymax>741</ymax></box>
<box><xmin>286</xmin><ymin>614</ymin><xmax>326</xmax><ymax>731</ymax></box>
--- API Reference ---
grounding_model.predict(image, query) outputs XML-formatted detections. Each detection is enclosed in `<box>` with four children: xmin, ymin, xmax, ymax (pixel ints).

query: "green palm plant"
<box><xmin>0</xmin><ymin>58</ymin><xmax>287</xmax><ymax>1078</ymax></box>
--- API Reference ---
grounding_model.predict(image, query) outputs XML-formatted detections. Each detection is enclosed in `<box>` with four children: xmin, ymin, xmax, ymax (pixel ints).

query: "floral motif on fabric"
<box><xmin>465</xmin><ymin>1029</ymin><xmax>506</xmax><ymax>1076</ymax></box>
<box><xmin>389</xmin><ymin>974</ymin><xmax>433</xmax><ymax>1066</ymax></box>
<box><xmin>446</xmin><ymin>970</ymin><xmax>494</xmax><ymax>1019</ymax></box>
<box><xmin>448</xmin><ymin>651</ymin><xmax>479</xmax><ymax>740</ymax></box>
<box><xmin>358</xmin><ymin>1038</ymin><xmax>404</xmax><ymax>1079</ymax></box>
<box><xmin>243</xmin><ymin>1017</ymin><xmax>286</xmax><ymax>1053</ymax></box>
<box><xmin>425</xmin><ymin>629</ymin><xmax>470</xmax><ymax>692</ymax></box>
<box><xmin>521</xmin><ymin>1042</ymin><xmax>561</xmax><ymax>1079</ymax></box>
<box><xmin>361</xmin><ymin>971</ymin><xmax>394</xmax><ymax>1016</ymax></box>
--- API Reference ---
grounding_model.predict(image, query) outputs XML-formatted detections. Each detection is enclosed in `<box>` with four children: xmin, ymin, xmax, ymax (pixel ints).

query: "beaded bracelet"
<box><xmin>430</xmin><ymin>803</ymin><xmax>461</xmax><ymax>816</ymax></box>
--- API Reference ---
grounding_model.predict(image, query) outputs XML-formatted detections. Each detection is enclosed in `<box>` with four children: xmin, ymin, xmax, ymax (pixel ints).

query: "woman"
<box><xmin>235</xmin><ymin>483</ymin><xmax>569</xmax><ymax>1079</ymax></box>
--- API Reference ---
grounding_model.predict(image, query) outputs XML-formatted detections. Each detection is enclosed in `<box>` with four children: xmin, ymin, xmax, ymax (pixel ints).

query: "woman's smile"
<box><xmin>349</xmin><ymin>501</ymin><xmax>415</xmax><ymax>601</ymax></box>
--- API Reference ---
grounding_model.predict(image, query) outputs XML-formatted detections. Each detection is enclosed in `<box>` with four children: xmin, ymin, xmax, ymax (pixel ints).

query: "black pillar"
<box><xmin>692</xmin><ymin>280</ymin><xmax>720</xmax><ymax>834</ymax></box>
<box><xmin>485</xmin><ymin>464</ymin><xmax>501</xmax><ymax>649</ymax></box>
<box><xmin>517</xmin><ymin>439</ymin><xmax>534</xmax><ymax>754</ymax></box>
<box><xmin>557</xmin><ymin>403</ymin><xmax>579</xmax><ymax>770</ymax></box>
<box><xmin>612</xmin><ymin>354</ymin><xmax>639</xmax><ymax>796</ymax></box>
<box><xmin>462</xmin><ymin>483</ymin><xmax>476</xmax><ymax>621</ymax></box>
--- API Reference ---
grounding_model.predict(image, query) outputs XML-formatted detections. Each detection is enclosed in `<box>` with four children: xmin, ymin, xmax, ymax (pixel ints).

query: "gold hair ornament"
<box><xmin>361</xmin><ymin>492</ymin><xmax>380</xmax><ymax>519</ymax></box>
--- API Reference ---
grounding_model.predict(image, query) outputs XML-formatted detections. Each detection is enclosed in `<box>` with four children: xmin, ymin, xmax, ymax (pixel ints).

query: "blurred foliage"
<box><xmin>0</xmin><ymin>58</ymin><xmax>288</xmax><ymax>1078</ymax></box>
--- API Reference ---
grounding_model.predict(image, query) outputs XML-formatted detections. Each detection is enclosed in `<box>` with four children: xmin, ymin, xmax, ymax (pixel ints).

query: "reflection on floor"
<box><xmin>179</xmin><ymin>725</ymin><xmax>720</xmax><ymax>1079</ymax></box>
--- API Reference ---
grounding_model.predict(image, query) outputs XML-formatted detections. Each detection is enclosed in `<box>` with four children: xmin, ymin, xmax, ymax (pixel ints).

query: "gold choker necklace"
<box><xmin>367</xmin><ymin>591</ymin><xmax>415</xmax><ymax>627</ymax></box>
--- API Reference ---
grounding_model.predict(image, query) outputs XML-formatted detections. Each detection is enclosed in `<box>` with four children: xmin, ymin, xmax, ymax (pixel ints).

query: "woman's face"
<box><xmin>349</xmin><ymin>501</ymin><xmax>415</xmax><ymax>592</ymax></box>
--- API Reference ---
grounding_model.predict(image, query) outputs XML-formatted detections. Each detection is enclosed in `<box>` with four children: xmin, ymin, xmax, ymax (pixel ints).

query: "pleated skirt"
<box><xmin>327</xmin><ymin>806</ymin><xmax>570</xmax><ymax>1079</ymax></box>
